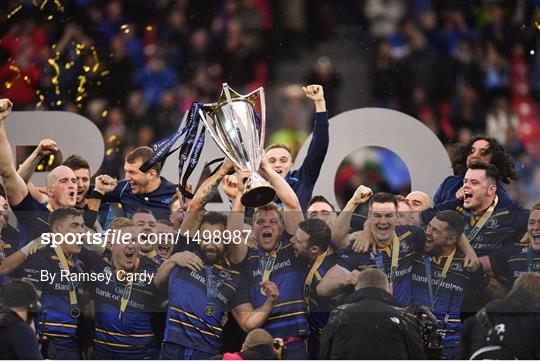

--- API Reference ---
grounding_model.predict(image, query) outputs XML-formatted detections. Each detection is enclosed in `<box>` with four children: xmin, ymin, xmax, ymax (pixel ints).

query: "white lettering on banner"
<box><xmin>7</xmin><ymin>108</ymin><xmax>452</xmax><ymax>214</ymax></box>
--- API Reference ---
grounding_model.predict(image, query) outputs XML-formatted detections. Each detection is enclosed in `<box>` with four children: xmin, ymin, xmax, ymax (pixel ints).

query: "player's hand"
<box><xmin>220</xmin><ymin>175</ymin><xmax>239</xmax><ymax>200</ymax></box>
<box><xmin>29</xmin><ymin>237</ymin><xmax>47</xmax><ymax>255</ymax></box>
<box><xmin>519</xmin><ymin>232</ymin><xmax>532</xmax><ymax>245</ymax></box>
<box><xmin>350</xmin><ymin>185</ymin><xmax>373</xmax><ymax>205</ymax></box>
<box><xmin>303</xmin><ymin>85</ymin><xmax>324</xmax><ymax>102</ymax></box>
<box><xmin>237</xmin><ymin>170</ymin><xmax>253</xmax><ymax>193</ymax></box>
<box><xmin>344</xmin><ymin>269</ymin><xmax>361</xmax><ymax>286</ymax></box>
<box><xmin>94</xmin><ymin>175</ymin><xmax>117</xmax><ymax>194</ymax></box>
<box><xmin>171</xmin><ymin>251</ymin><xmax>204</xmax><ymax>272</ymax></box>
<box><xmin>463</xmin><ymin>251</ymin><xmax>480</xmax><ymax>271</ymax></box>
<box><xmin>261</xmin><ymin>281</ymin><xmax>279</xmax><ymax>304</ymax></box>
<box><xmin>176</xmin><ymin>184</ymin><xmax>193</xmax><ymax>210</ymax></box>
<box><xmin>36</xmin><ymin>139</ymin><xmax>59</xmax><ymax>157</ymax></box>
<box><xmin>455</xmin><ymin>186</ymin><xmax>465</xmax><ymax>201</ymax></box>
<box><xmin>0</xmin><ymin>99</ymin><xmax>13</xmax><ymax>122</ymax></box>
<box><xmin>352</xmin><ymin>228</ymin><xmax>374</xmax><ymax>253</ymax></box>
<box><xmin>220</xmin><ymin>159</ymin><xmax>236</xmax><ymax>175</ymax></box>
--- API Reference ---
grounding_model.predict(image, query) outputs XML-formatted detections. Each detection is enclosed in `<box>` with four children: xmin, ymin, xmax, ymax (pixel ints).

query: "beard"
<box><xmin>201</xmin><ymin>247</ymin><xmax>224</xmax><ymax>264</ymax></box>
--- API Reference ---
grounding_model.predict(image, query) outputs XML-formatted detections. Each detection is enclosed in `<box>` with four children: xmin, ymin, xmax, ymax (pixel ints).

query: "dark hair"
<box><xmin>468</xmin><ymin>162</ymin><xmax>501</xmax><ymax>184</ymax></box>
<box><xmin>49</xmin><ymin>207</ymin><xmax>83</xmax><ymax>228</ymax></box>
<box><xmin>435</xmin><ymin>210</ymin><xmax>465</xmax><ymax>239</ymax></box>
<box><xmin>514</xmin><ymin>273</ymin><xmax>540</xmax><ymax>304</ymax></box>
<box><xmin>368</xmin><ymin>192</ymin><xmax>397</xmax><ymax>210</ymax></box>
<box><xmin>0</xmin><ymin>184</ymin><xmax>5</xmax><ymax>199</ymax></box>
<box><xmin>200</xmin><ymin>211</ymin><xmax>228</xmax><ymax>228</ymax></box>
<box><xmin>126</xmin><ymin>146</ymin><xmax>162</xmax><ymax>174</ymax></box>
<box><xmin>62</xmin><ymin>154</ymin><xmax>90</xmax><ymax>172</ymax></box>
<box><xmin>451</xmin><ymin>135</ymin><xmax>517</xmax><ymax>184</ymax></box>
<box><xmin>157</xmin><ymin>219</ymin><xmax>174</xmax><ymax>227</ymax></box>
<box><xmin>308</xmin><ymin>195</ymin><xmax>336</xmax><ymax>212</ymax></box>
<box><xmin>0</xmin><ymin>279</ymin><xmax>39</xmax><ymax>310</ymax></box>
<box><xmin>298</xmin><ymin>218</ymin><xmax>331</xmax><ymax>252</ymax></box>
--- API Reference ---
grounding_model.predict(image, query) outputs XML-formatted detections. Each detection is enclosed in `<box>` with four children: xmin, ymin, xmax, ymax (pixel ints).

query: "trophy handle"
<box><xmin>243</xmin><ymin>86</ymin><xmax>266</xmax><ymax>168</ymax></box>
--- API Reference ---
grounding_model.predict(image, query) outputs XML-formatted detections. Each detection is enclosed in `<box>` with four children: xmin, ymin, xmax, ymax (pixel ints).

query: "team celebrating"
<box><xmin>0</xmin><ymin>83</ymin><xmax>539</xmax><ymax>360</ymax></box>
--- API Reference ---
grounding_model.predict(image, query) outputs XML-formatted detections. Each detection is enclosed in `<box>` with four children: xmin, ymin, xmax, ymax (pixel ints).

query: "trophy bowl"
<box><xmin>199</xmin><ymin>84</ymin><xmax>276</xmax><ymax>208</ymax></box>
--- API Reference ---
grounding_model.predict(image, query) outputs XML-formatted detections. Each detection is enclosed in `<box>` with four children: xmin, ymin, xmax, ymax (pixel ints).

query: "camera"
<box><xmin>410</xmin><ymin>304</ymin><xmax>444</xmax><ymax>360</ymax></box>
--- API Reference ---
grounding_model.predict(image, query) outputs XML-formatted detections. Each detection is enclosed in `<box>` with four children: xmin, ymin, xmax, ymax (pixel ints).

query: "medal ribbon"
<box><xmin>465</xmin><ymin>195</ymin><xmax>498</xmax><ymax>241</ymax></box>
<box><xmin>423</xmin><ymin>248</ymin><xmax>456</xmax><ymax>310</ymax></box>
<box><xmin>259</xmin><ymin>244</ymin><xmax>281</xmax><ymax>283</ymax></box>
<box><xmin>204</xmin><ymin>265</ymin><xmax>224</xmax><ymax>314</ymax></box>
<box><xmin>372</xmin><ymin>233</ymin><xmax>400</xmax><ymax>285</ymax></box>
<box><xmin>119</xmin><ymin>279</ymin><xmax>133</xmax><ymax>321</ymax></box>
<box><xmin>53</xmin><ymin>246</ymin><xmax>80</xmax><ymax>318</ymax></box>
<box><xmin>303</xmin><ymin>251</ymin><xmax>328</xmax><ymax>309</ymax></box>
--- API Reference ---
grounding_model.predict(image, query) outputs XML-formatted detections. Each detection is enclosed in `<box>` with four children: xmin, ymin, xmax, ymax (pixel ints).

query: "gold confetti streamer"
<box><xmin>65</xmin><ymin>61</ymin><xmax>73</xmax><ymax>70</ymax></box>
<box><xmin>536</xmin><ymin>21</ymin><xmax>540</xmax><ymax>31</ymax></box>
<box><xmin>108</xmin><ymin>134</ymin><xmax>117</xmax><ymax>142</ymax></box>
<box><xmin>23</xmin><ymin>75</ymin><xmax>30</xmax><ymax>83</ymax></box>
<box><xmin>47</xmin><ymin>15</ymin><xmax>53</xmax><ymax>20</ymax></box>
<box><xmin>102</xmin><ymin>110</ymin><xmax>108</xmax><ymax>118</ymax></box>
<box><xmin>48</xmin><ymin>155</ymin><xmax>55</xmax><ymax>166</ymax></box>
<box><xmin>53</xmin><ymin>0</ymin><xmax>64</xmax><ymax>12</ymax></box>
<box><xmin>40</xmin><ymin>0</ymin><xmax>48</xmax><ymax>11</ymax></box>
<box><xmin>83</xmin><ymin>65</ymin><xmax>90</xmax><ymax>72</ymax></box>
<box><xmin>5</xmin><ymin>64</ymin><xmax>21</xmax><ymax>89</ymax></box>
<box><xmin>75</xmin><ymin>43</ymin><xmax>85</xmax><ymax>55</ymax></box>
<box><xmin>91</xmin><ymin>46</ymin><xmax>99</xmax><ymax>73</ymax></box>
<box><xmin>36</xmin><ymin>90</ymin><xmax>45</xmax><ymax>107</ymax></box>
<box><xmin>120</xmin><ymin>24</ymin><xmax>130</xmax><ymax>33</ymax></box>
<box><xmin>106</xmin><ymin>148</ymin><xmax>113</xmax><ymax>156</ymax></box>
<box><xmin>56</xmin><ymin>100</ymin><xmax>62</xmax><ymax>106</ymax></box>
<box><xmin>37</xmin><ymin>164</ymin><xmax>44</xmax><ymax>171</ymax></box>
<box><xmin>6</xmin><ymin>4</ymin><xmax>22</xmax><ymax>19</ymax></box>
<box><xmin>100</xmin><ymin>70</ymin><xmax>109</xmax><ymax>76</ymax></box>
<box><xmin>145</xmin><ymin>25</ymin><xmax>153</xmax><ymax>32</ymax></box>
<box><xmin>47</xmin><ymin>58</ymin><xmax>61</xmax><ymax>95</ymax></box>
<box><xmin>76</xmin><ymin>75</ymin><xmax>86</xmax><ymax>94</ymax></box>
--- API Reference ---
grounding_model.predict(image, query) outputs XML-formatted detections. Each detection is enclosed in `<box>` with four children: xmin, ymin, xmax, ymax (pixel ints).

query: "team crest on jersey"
<box><xmin>450</xmin><ymin>262</ymin><xmax>463</xmax><ymax>272</ymax></box>
<box><xmin>104</xmin><ymin>266</ymin><xmax>113</xmax><ymax>276</ymax></box>
<box><xmin>474</xmin><ymin>234</ymin><xmax>484</xmax><ymax>243</ymax></box>
<box><xmin>533</xmin><ymin>263</ymin><xmax>540</xmax><ymax>271</ymax></box>
<box><xmin>521</xmin><ymin>247</ymin><xmax>529</xmax><ymax>254</ymax></box>
<box><xmin>399</xmin><ymin>242</ymin><xmax>410</xmax><ymax>253</ymax></box>
<box><xmin>0</xmin><ymin>251</ymin><xmax>5</xmax><ymax>259</ymax></box>
<box><xmin>433</xmin><ymin>270</ymin><xmax>443</xmax><ymax>278</ymax></box>
<box><xmin>219</xmin><ymin>270</ymin><xmax>232</xmax><ymax>281</ymax></box>
<box><xmin>485</xmin><ymin>218</ymin><xmax>499</xmax><ymax>230</ymax></box>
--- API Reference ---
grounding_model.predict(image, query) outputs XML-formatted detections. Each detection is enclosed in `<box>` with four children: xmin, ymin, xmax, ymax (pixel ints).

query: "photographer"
<box><xmin>460</xmin><ymin>273</ymin><xmax>540</xmax><ymax>359</ymax></box>
<box><xmin>0</xmin><ymin>279</ymin><xmax>43</xmax><ymax>359</ymax></box>
<box><xmin>320</xmin><ymin>268</ymin><xmax>426</xmax><ymax>359</ymax></box>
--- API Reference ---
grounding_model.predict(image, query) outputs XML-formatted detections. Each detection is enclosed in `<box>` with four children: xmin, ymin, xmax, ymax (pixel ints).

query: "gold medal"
<box><xmin>205</xmin><ymin>304</ymin><xmax>216</xmax><ymax>316</ymax></box>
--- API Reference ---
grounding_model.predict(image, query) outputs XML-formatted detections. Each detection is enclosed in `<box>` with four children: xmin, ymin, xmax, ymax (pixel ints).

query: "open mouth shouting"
<box><xmin>157</xmin><ymin>243</ymin><xmax>171</xmax><ymax>258</ymax></box>
<box><xmin>124</xmin><ymin>247</ymin><xmax>136</xmax><ymax>268</ymax></box>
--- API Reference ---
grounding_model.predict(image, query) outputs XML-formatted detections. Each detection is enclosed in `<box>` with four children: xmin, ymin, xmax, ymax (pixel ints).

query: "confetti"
<box><xmin>40</xmin><ymin>0</ymin><xmax>48</xmax><ymax>10</ymax></box>
<box><xmin>23</xmin><ymin>75</ymin><xmax>30</xmax><ymax>83</ymax></box>
<box><xmin>47</xmin><ymin>58</ymin><xmax>61</xmax><ymax>95</ymax></box>
<box><xmin>531</xmin><ymin>50</ymin><xmax>536</xmax><ymax>55</ymax></box>
<box><xmin>100</xmin><ymin>70</ymin><xmax>110</xmax><ymax>76</ymax></box>
<box><xmin>536</xmin><ymin>21</ymin><xmax>540</xmax><ymax>31</ymax></box>
<box><xmin>65</xmin><ymin>62</ymin><xmax>74</xmax><ymax>70</ymax></box>
<box><xmin>48</xmin><ymin>155</ymin><xmax>55</xmax><ymax>166</ymax></box>
<box><xmin>108</xmin><ymin>134</ymin><xmax>117</xmax><ymax>142</ymax></box>
<box><xmin>53</xmin><ymin>0</ymin><xmax>64</xmax><ymax>12</ymax></box>
<box><xmin>83</xmin><ymin>65</ymin><xmax>90</xmax><ymax>72</ymax></box>
<box><xmin>76</xmin><ymin>75</ymin><xmax>86</xmax><ymax>94</ymax></box>
<box><xmin>6</xmin><ymin>4</ymin><xmax>22</xmax><ymax>19</ymax></box>
<box><xmin>47</xmin><ymin>15</ymin><xmax>53</xmax><ymax>20</ymax></box>
<box><xmin>75</xmin><ymin>43</ymin><xmax>85</xmax><ymax>55</ymax></box>
<box><xmin>56</xmin><ymin>100</ymin><xmax>62</xmax><ymax>106</ymax></box>
<box><xmin>120</xmin><ymin>24</ymin><xmax>130</xmax><ymax>33</ymax></box>
<box><xmin>106</xmin><ymin>148</ymin><xmax>113</xmax><ymax>156</ymax></box>
<box><xmin>37</xmin><ymin>164</ymin><xmax>44</xmax><ymax>171</ymax></box>
<box><xmin>91</xmin><ymin>46</ymin><xmax>100</xmax><ymax>73</ymax></box>
<box><xmin>145</xmin><ymin>25</ymin><xmax>153</xmax><ymax>32</ymax></box>
<box><xmin>102</xmin><ymin>110</ymin><xmax>108</xmax><ymax>118</ymax></box>
<box><xmin>5</xmin><ymin>64</ymin><xmax>21</xmax><ymax>89</ymax></box>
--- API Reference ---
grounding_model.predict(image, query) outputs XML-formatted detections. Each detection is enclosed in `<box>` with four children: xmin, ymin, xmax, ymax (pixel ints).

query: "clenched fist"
<box><xmin>350</xmin><ymin>185</ymin><xmax>373</xmax><ymax>206</ymax></box>
<box><xmin>0</xmin><ymin>99</ymin><xmax>13</xmax><ymax>122</ymax></box>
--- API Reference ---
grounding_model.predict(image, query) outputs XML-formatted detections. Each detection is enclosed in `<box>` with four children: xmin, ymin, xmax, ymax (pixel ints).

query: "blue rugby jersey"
<box><xmin>337</xmin><ymin>225</ymin><xmax>424</xmax><ymax>306</ymax></box>
<box><xmin>164</xmin><ymin>260</ymin><xmax>250</xmax><ymax>355</ymax></box>
<box><xmin>489</xmin><ymin>243</ymin><xmax>540</xmax><ymax>287</ymax></box>
<box><xmin>101</xmin><ymin>177</ymin><xmax>177</xmax><ymax>219</ymax></box>
<box><xmin>236</xmin><ymin>235</ymin><xmax>309</xmax><ymax>339</ymax></box>
<box><xmin>19</xmin><ymin>246</ymin><xmax>86</xmax><ymax>351</ymax></box>
<box><xmin>411</xmin><ymin>252</ymin><xmax>488</xmax><ymax>353</ymax></box>
<box><xmin>78</xmin><ymin>249</ymin><xmax>164</xmax><ymax>358</ymax></box>
<box><xmin>306</xmin><ymin>252</ymin><xmax>339</xmax><ymax>340</ymax></box>
<box><xmin>0</xmin><ymin>224</ymin><xmax>19</xmax><ymax>284</ymax></box>
<box><xmin>10</xmin><ymin>192</ymin><xmax>51</xmax><ymax>247</ymax></box>
<box><xmin>421</xmin><ymin>198</ymin><xmax>528</xmax><ymax>257</ymax></box>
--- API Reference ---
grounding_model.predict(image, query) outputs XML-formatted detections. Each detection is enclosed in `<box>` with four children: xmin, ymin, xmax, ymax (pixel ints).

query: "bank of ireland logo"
<box><xmin>450</xmin><ymin>262</ymin><xmax>463</xmax><ymax>272</ymax></box>
<box><xmin>434</xmin><ymin>270</ymin><xmax>443</xmax><ymax>279</ymax></box>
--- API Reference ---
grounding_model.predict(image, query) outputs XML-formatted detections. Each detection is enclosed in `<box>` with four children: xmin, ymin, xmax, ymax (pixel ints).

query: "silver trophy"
<box><xmin>199</xmin><ymin>83</ymin><xmax>275</xmax><ymax>207</ymax></box>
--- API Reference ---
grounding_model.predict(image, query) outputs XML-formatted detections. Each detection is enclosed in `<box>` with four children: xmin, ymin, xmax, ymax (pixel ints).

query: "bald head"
<box><xmin>406</xmin><ymin>191</ymin><xmax>433</xmax><ymax>211</ymax></box>
<box><xmin>46</xmin><ymin>166</ymin><xmax>78</xmax><ymax>208</ymax></box>
<box><xmin>244</xmin><ymin>328</ymin><xmax>274</xmax><ymax>348</ymax></box>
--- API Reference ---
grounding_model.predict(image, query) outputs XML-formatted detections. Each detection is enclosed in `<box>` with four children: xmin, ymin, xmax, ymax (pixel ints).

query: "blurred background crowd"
<box><xmin>1</xmin><ymin>0</ymin><xmax>539</xmax><ymax>207</ymax></box>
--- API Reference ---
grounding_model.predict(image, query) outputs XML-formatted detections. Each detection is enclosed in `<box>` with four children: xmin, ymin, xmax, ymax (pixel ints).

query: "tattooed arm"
<box><xmin>179</xmin><ymin>160</ymin><xmax>235</xmax><ymax>236</ymax></box>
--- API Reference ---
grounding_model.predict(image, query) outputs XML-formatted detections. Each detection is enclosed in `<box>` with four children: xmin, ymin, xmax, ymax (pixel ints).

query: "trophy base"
<box><xmin>241</xmin><ymin>183</ymin><xmax>276</xmax><ymax>208</ymax></box>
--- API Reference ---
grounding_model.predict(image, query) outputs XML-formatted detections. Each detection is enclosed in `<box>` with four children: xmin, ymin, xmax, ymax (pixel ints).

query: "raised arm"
<box><xmin>226</xmin><ymin>171</ymin><xmax>250</xmax><ymax>264</ymax></box>
<box><xmin>179</xmin><ymin>160</ymin><xmax>235</xmax><ymax>236</ymax></box>
<box><xmin>154</xmin><ymin>251</ymin><xmax>203</xmax><ymax>289</ymax></box>
<box><xmin>332</xmin><ymin>185</ymin><xmax>373</xmax><ymax>242</ymax></box>
<box><xmin>259</xmin><ymin>155</ymin><xmax>303</xmax><ymax>234</ymax></box>
<box><xmin>0</xmin><ymin>99</ymin><xmax>29</xmax><ymax>206</ymax></box>
<box><xmin>17</xmin><ymin>139</ymin><xmax>60</xmax><ymax>204</ymax></box>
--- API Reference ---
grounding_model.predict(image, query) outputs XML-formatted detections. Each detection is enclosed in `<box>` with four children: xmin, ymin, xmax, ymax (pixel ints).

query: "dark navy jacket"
<box><xmin>277</xmin><ymin>112</ymin><xmax>329</xmax><ymax>211</ymax></box>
